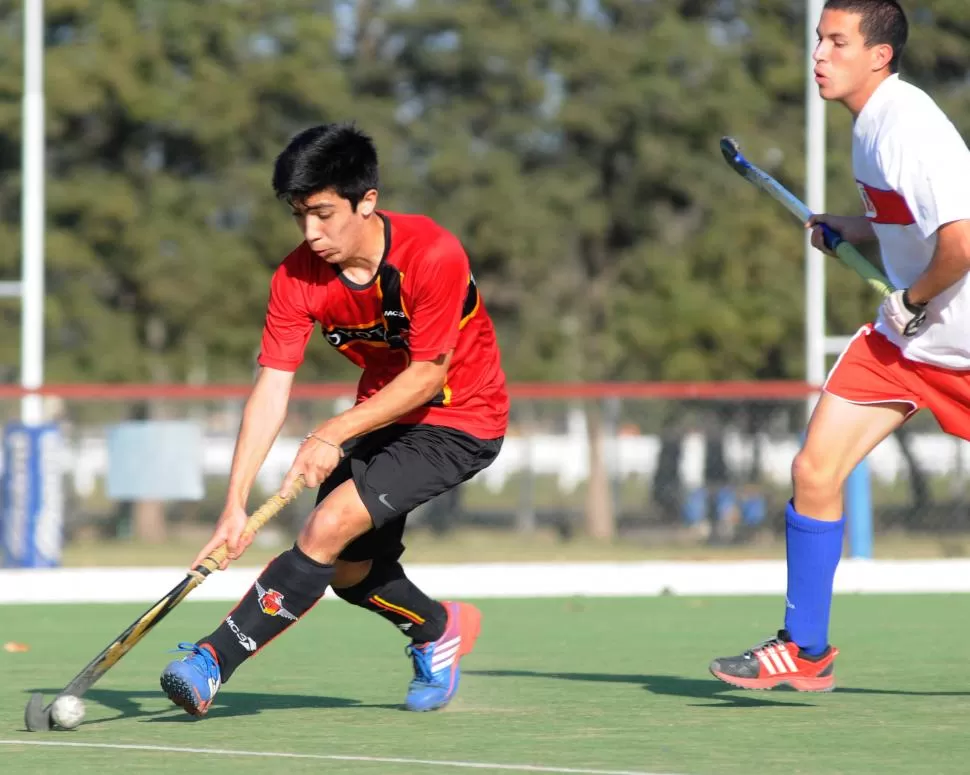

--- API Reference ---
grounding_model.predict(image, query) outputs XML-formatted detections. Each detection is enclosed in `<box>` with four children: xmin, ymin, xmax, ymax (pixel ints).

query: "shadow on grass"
<box><xmin>23</xmin><ymin>687</ymin><xmax>402</xmax><ymax>728</ymax></box>
<box><xmin>466</xmin><ymin>670</ymin><xmax>970</xmax><ymax>708</ymax></box>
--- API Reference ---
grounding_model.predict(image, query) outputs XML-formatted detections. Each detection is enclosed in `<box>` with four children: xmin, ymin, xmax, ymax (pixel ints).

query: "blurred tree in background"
<box><xmin>0</xmin><ymin>0</ymin><xmax>967</xmax><ymax>387</ymax></box>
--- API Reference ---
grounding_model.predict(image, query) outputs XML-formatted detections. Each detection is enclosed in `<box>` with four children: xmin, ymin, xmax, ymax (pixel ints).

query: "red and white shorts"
<box><xmin>824</xmin><ymin>324</ymin><xmax>970</xmax><ymax>441</ymax></box>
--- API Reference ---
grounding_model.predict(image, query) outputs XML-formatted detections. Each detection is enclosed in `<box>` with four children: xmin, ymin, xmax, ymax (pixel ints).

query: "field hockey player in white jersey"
<box><xmin>709</xmin><ymin>0</ymin><xmax>970</xmax><ymax>691</ymax></box>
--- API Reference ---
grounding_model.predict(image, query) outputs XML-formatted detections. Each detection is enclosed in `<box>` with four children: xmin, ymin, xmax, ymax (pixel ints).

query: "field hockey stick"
<box><xmin>719</xmin><ymin>136</ymin><xmax>895</xmax><ymax>299</ymax></box>
<box><xmin>24</xmin><ymin>475</ymin><xmax>306</xmax><ymax>732</ymax></box>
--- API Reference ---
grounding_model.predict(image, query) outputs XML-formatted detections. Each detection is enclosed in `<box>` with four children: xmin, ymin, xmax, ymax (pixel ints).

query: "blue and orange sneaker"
<box><xmin>160</xmin><ymin>642</ymin><xmax>222</xmax><ymax>716</ymax></box>
<box><xmin>405</xmin><ymin>601</ymin><xmax>481</xmax><ymax>712</ymax></box>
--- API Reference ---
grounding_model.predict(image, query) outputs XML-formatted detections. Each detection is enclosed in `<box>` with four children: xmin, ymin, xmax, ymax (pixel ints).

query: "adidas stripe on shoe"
<box><xmin>709</xmin><ymin>629</ymin><xmax>839</xmax><ymax>692</ymax></box>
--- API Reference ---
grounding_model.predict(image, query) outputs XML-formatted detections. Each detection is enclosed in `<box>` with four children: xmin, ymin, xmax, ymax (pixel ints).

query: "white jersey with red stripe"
<box><xmin>852</xmin><ymin>74</ymin><xmax>970</xmax><ymax>369</ymax></box>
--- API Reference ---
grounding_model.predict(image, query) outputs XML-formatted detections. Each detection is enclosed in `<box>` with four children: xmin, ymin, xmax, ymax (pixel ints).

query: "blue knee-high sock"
<box><xmin>784</xmin><ymin>500</ymin><xmax>844</xmax><ymax>656</ymax></box>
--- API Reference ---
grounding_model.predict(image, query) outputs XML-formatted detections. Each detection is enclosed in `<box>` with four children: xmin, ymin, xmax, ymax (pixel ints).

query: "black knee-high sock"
<box><xmin>332</xmin><ymin>560</ymin><xmax>446</xmax><ymax>643</ymax></box>
<box><xmin>201</xmin><ymin>544</ymin><xmax>333</xmax><ymax>682</ymax></box>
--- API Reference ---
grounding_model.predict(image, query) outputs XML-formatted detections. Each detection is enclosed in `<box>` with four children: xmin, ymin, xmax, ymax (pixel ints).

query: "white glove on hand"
<box><xmin>881</xmin><ymin>289</ymin><xmax>927</xmax><ymax>338</ymax></box>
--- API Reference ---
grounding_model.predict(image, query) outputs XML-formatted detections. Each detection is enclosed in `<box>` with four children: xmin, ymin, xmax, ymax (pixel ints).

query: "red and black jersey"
<box><xmin>257</xmin><ymin>211</ymin><xmax>509</xmax><ymax>439</ymax></box>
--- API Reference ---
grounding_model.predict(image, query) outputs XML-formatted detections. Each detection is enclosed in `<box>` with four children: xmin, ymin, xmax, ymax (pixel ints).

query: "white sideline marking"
<box><xmin>3</xmin><ymin>558</ymin><xmax>970</xmax><ymax>604</ymax></box>
<box><xmin>0</xmin><ymin>740</ymin><xmax>677</xmax><ymax>775</ymax></box>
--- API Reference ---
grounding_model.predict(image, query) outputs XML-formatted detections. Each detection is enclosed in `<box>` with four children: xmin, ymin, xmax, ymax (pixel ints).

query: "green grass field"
<box><xmin>2</xmin><ymin>595</ymin><xmax>970</xmax><ymax>774</ymax></box>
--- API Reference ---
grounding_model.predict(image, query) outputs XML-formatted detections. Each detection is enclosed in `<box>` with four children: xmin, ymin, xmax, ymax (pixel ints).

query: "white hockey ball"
<box><xmin>51</xmin><ymin>695</ymin><xmax>85</xmax><ymax>730</ymax></box>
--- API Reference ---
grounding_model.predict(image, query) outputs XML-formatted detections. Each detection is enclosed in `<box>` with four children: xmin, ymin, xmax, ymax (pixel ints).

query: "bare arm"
<box><xmin>279</xmin><ymin>353</ymin><xmax>451</xmax><ymax>496</ymax></box>
<box><xmin>190</xmin><ymin>366</ymin><xmax>294</xmax><ymax>568</ymax></box>
<box><xmin>316</xmin><ymin>353</ymin><xmax>450</xmax><ymax>444</ymax></box>
<box><xmin>906</xmin><ymin>220</ymin><xmax>970</xmax><ymax>305</ymax></box>
<box><xmin>224</xmin><ymin>366</ymin><xmax>295</xmax><ymax>508</ymax></box>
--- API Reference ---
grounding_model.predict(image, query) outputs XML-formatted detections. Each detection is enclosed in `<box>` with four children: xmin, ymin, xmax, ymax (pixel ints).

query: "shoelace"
<box><xmin>172</xmin><ymin>642</ymin><xmax>218</xmax><ymax>677</ymax></box>
<box><xmin>743</xmin><ymin>633</ymin><xmax>786</xmax><ymax>659</ymax></box>
<box><xmin>405</xmin><ymin>643</ymin><xmax>434</xmax><ymax>683</ymax></box>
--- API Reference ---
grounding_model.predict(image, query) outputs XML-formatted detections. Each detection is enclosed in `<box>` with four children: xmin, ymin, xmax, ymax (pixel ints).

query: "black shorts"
<box><xmin>314</xmin><ymin>424</ymin><xmax>503</xmax><ymax>563</ymax></box>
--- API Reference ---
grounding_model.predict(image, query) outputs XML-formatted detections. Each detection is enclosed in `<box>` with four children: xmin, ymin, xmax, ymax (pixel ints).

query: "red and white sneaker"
<box><xmin>709</xmin><ymin>630</ymin><xmax>839</xmax><ymax>692</ymax></box>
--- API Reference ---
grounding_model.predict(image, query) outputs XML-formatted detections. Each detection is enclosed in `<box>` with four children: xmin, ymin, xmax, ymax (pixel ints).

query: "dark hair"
<box><xmin>272</xmin><ymin>123</ymin><xmax>379</xmax><ymax>210</ymax></box>
<box><xmin>824</xmin><ymin>0</ymin><xmax>908</xmax><ymax>72</ymax></box>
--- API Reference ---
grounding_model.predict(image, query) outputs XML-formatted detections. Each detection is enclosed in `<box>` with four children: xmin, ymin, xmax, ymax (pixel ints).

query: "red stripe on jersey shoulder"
<box><xmin>855</xmin><ymin>180</ymin><xmax>915</xmax><ymax>226</ymax></box>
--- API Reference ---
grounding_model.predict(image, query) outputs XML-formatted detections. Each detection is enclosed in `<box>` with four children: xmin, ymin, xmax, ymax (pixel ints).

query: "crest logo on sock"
<box><xmin>255</xmin><ymin>581</ymin><xmax>297</xmax><ymax>620</ymax></box>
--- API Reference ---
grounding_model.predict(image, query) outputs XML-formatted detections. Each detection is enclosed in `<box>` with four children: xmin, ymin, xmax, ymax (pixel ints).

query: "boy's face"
<box><xmin>290</xmin><ymin>188</ymin><xmax>378</xmax><ymax>263</ymax></box>
<box><xmin>813</xmin><ymin>9</ymin><xmax>893</xmax><ymax>106</ymax></box>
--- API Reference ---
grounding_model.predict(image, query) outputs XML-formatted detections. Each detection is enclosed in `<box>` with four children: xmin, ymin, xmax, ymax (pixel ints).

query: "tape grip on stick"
<box><xmin>819</xmin><ymin>223</ymin><xmax>842</xmax><ymax>252</ymax></box>
<box><xmin>197</xmin><ymin>475</ymin><xmax>306</xmax><ymax>574</ymax></box>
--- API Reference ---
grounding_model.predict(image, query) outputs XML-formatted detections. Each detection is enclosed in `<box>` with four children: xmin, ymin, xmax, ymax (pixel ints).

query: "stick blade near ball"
<box><xmin>20</xmin><ymin>479</ymin><xmax>304</xmax><ymax>732</ymax></box>
<box><xmin>24</xmin><ymin>692</ymin><xmax>52</xmax><ymax>731</ymax></box>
